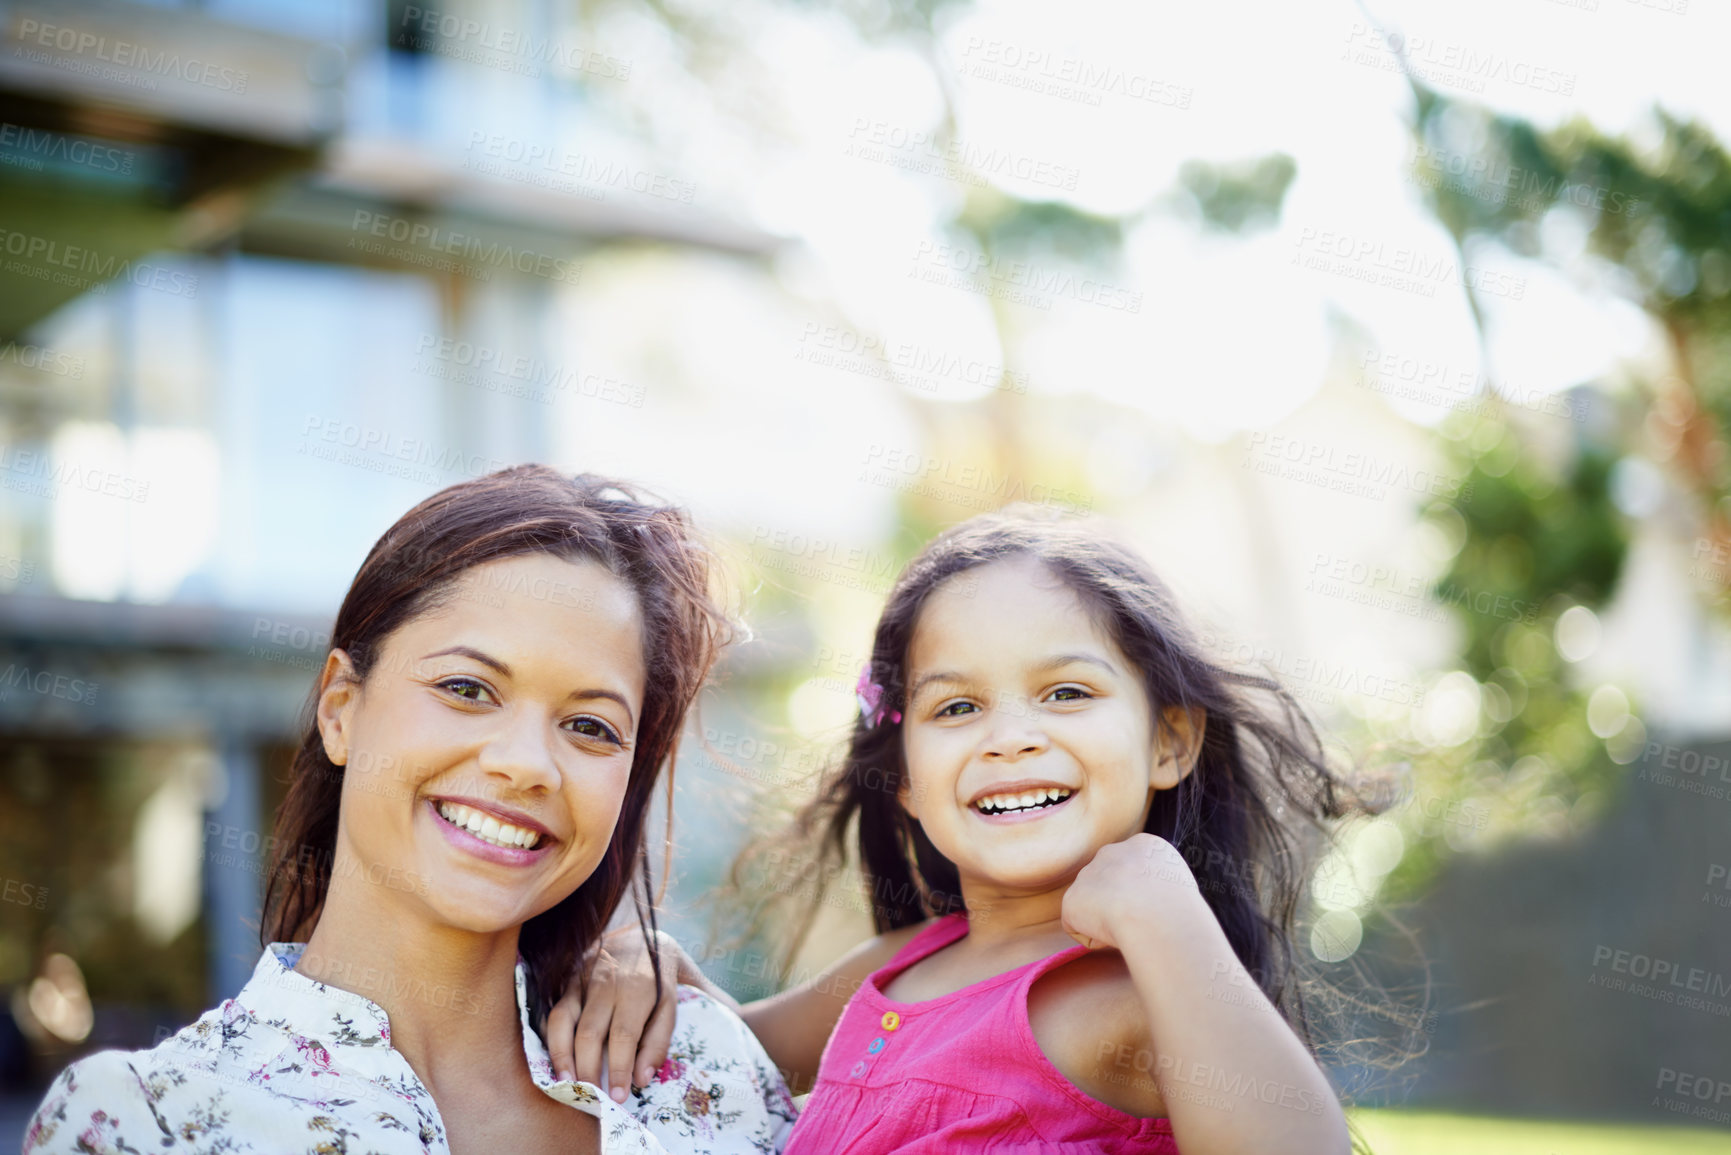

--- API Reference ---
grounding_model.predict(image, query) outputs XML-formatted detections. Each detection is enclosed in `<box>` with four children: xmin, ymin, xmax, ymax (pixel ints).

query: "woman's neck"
<box><xmin>295</xmin><ymin>875</ymin><xmax>532</xmax><ymax>1093</ymax></box>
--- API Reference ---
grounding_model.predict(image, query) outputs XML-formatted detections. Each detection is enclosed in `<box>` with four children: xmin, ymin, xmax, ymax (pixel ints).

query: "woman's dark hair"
<box><xmin>262</xmin><ymin>465</ymin><xmax>730</xmax><ymax>1031</ymax></box>
<box><xmin>740</xmin><ymin>506</ymin><xmax>1393</xmax><ymax>1058</ymax></box>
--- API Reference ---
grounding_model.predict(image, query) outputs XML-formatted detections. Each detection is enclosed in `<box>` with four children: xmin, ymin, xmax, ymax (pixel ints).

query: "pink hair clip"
<box><xmin>855</xmin><ymin>664</ymin><xmax>901</xmax><ymax>728</ymax></box>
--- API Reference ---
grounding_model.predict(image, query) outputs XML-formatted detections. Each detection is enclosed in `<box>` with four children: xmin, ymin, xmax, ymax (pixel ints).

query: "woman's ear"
<box><xmin>315</xmin><ymin>648</ymin><xmax>362</xmax><ymax>767</ymax></box>
<box><xmin>1150</xmin><ymin>705</ymin><xmax>1207</xmax><ymax>790</ymax></box>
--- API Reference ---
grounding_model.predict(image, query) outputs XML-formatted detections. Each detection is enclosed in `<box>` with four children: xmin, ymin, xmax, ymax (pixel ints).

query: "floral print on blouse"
<box><xmin>23</xmin><ymin>942</ymin><xmax>796</xmax><ymax>1154</ymax></box>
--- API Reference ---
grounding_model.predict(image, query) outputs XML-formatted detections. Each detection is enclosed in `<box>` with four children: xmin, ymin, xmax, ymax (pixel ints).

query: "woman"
<box><xmin>24</xmin><ymin>466</ymin><xmax>795</xmax><ymax>1154</ymax></box>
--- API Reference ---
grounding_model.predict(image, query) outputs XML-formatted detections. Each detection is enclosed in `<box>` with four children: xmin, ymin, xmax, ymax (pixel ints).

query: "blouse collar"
<box><xmin>244</xmin><ymin>944</ymin><xmax>628</xmax><ymax>1123</ymax></box>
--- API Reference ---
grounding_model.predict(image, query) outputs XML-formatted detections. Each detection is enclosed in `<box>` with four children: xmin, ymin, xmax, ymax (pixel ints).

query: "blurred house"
<box><xmin>0</xmin><ymin>0</ymin><xmax>775</xmax><ymax>1099</ymax></box>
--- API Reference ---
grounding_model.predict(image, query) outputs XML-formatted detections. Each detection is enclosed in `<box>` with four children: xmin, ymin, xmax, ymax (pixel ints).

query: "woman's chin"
<box><xmin>420</xmin><ymin>892</ymin><xmax>543</xmax><ymax>935</ymax></box>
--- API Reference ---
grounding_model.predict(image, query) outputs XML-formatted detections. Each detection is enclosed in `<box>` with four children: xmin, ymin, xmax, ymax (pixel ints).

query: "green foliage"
<box><xmin>1411</xmin><ymin>92</ymin><xmax>1731</xmax><ymax>514</ymax></box>
<box><xmin>959</xmin><ymin>194</ymin><xmax>1124</xmax><ymax>266</ymax></box>
<box><xmin>1362</xmin><ymin>92</ymin><xmax>1731</xmax><ymax>905</ymax></box>
<box><xmin>1440</xmin><ymin>430</ymin><xmax>1627</xmax><ymax>679</ymax></box>
<box><xmin>1177</xmin><ymin>152</ymin><xmax>1297</xmax><ymax>234</ymax></box>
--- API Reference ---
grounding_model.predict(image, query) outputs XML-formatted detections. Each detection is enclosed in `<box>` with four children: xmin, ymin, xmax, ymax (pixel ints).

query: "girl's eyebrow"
<box><xmin>1032</xmin><ymin>652</ymin><xmax>1118</xmax><ymax>675</ymax></box>
<box><xmin>419</xmin><ymin>645</ymin><xmax>636</xmax><ymax>725</ymax></box>
<box><xmin>906</xmin><ymin>653</ymin><xmax>1117</xmax><ymax>701</ymax></box>
<box><xmin>907</xmin><ymin>670</ymin><xmax>966</xmax><ymax>701</ymax></box>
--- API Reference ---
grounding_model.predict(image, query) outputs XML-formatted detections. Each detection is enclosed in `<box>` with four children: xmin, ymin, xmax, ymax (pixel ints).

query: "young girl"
<box><xmin>554</xmin><ymin>509</ymin><xmax>1368</xmax><ymax>1152</ymax></box>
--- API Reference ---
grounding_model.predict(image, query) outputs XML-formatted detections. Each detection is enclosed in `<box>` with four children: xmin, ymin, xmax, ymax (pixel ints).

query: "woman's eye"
<box><xmin>936</xmin><ymin>700</ymin><xmax>977</xmax><ymax>717</ymax></box>
<box><xmin>1048</xmin><ymin>686</ymin><xmax>1091</xmax><ymax>702</ymax></box>
<box><xmin>566</xmin><ymin>716</ymin><xmax>622</xmax><ymax>744</ymax></box>
<box><xmin>439</xmin><ymin>677</ymin><xmax>492</xmax><ymax>702</ymax></box>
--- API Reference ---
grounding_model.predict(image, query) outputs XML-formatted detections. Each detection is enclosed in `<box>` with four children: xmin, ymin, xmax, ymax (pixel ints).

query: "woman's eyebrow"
<box><xmin>420</xmin><ymin>646</ymin><xmax>636</xmax><ymax>726</ymax></box>
<box><xmin>421</xmin><ymin>645</ymin><xmax>510</xmax><ymax>674</ymax></box>
<box><xmin>571</xmin><ymin>688</ymin><xmax>635</xmax><ymax>727</ymax></box>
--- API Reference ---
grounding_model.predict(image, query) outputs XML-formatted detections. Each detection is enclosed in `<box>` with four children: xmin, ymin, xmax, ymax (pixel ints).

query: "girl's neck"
<box><xmin>954</xmin><ymin>878</ymin><xmax>1072</xmax><ymax>951</ymax></box>
<box><xmin>295</xmin><ymin>867</ymin><xmax>530</xmax><ymax>1092</ymax></box>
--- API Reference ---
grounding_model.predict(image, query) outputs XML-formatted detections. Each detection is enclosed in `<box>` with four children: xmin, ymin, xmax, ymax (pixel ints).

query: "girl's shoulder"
<box><xmin>876</xmin><ymin>916</ymin><xmax>953</xmax><ymax>958</ymax></box>
<box><xmin>1028</xmin><ymin>950</ymin><xmax>1165</xmax><ymax>1118</ymax></box>
<box><xmin>1029</xmin><ymin>948</ymin><xmax>1150</xmax><ymax>1055</ymax></box>
<box><xmin>824</xmin><ymin>917</ymin><xmax>948</xmax><ymax>993</ymax></box>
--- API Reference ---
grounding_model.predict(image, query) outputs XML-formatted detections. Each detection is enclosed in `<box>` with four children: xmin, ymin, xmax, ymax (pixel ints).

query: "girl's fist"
<box><xmin>1061</xmin><ymin>833</ymin><xmax>1207</xmax><ymax>951</ymax></box>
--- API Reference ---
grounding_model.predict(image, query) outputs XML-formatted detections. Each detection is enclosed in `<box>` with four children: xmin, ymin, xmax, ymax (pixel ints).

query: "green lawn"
<box><xmin>1348</xmin><ymin>1109</ymin><xmax>1731</xmax><ymax>1154</ymax></box>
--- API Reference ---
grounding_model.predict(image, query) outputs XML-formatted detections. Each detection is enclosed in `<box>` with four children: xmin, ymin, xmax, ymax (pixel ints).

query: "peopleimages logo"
<box><xmin>0</xmin><ymin>664</ymin><xmax>98</xmax><ymax>705</ymax></box>
<box><xmin>348</xmin><ymin>211</ymin><xmax>584</xmax><ymax>285</ymax></box>
<box><xmin>13</xmin><ymin>18</ymin><xmax>249</xmax><ymax>92</ymax></box>
<box><xmin>0</xmin><ymin>124</ymin><xmax>135</xmax><ymax>176</ymax></box>
<box><xmin>0</xmin><ymin>227</ymin><xmax>198</xmax><ymax>298</ymax></box>
<box><xmin>397</xmin><ymin>6</ymin><xmax>632</xmax><ymax>80</ymax></box>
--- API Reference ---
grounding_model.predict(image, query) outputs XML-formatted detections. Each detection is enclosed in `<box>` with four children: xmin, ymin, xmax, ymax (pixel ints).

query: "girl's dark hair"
<box><xmin>262</xmin><ymin>465</ymin><xmax>730</xmax><ymax>1031</ymax></box>
<box><xmin>743</xmin><ymin>507</ymin><xmax>1390</xmax><ymax>1056</ymax></box>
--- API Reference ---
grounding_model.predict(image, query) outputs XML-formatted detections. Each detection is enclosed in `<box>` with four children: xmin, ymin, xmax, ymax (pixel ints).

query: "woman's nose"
<box><xmin>476</xmin><ymin>709</ymin><xmax>563</xmax><ymax>793</ymax></box>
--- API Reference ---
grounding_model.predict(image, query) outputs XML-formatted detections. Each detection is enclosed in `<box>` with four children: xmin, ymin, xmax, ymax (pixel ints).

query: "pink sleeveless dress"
<box><xmin>782</xmin><ymin>914</ymin><xmax>1180</xmax><ymax>1153</ymax></box>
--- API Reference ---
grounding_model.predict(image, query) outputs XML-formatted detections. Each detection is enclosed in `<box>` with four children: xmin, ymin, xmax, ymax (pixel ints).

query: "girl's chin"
<box><xmin>959</xmin><ymin>858</ymin><xmax>1089</xmax><ymax>895</ymax></box>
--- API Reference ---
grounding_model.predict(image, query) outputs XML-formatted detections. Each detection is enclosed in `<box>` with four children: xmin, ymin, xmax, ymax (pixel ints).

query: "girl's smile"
<box><xmin>969</xmin><ymin>781</ymin><xmax>1077</xmax><ymax>823</ymax></box>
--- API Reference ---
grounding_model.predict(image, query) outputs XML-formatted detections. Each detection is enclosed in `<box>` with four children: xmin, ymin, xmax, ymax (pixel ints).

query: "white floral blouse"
<box><xmin>23</xmin><ymin>942</ymin><xmax>796</xmax><ymax>1154</ymax></box>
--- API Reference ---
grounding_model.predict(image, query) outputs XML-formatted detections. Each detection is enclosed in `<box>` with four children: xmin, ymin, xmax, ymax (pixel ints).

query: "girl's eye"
<box><xmin>566</xmin><ymin>716</ymin><xmax>622</xmax><ymax>745</ymax></box>
<box><xmin>1048</xmin><ymin>686</ymin><xmax>1092</xmax><ymax>702</ymax></box>
<box><xmin>936</xmin><ymin>700</ymin><xmax>978</xmax><ymax>717</ymax></box>
<box><xmin>438</xmin><ymin>676</ymin><xmax>493</xmax><ymax>702</ymax></box>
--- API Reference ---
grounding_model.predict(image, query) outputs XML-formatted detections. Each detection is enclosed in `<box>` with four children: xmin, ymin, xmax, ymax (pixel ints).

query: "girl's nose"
<box><xmin>981</xmin><ymin>694</ymin><xmax>1047</xmax><ymax>759</ymax></box>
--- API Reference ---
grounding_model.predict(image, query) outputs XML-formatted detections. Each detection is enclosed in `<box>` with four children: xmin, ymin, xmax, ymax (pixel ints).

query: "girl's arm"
<box><xmin>1063</xmin><ymin>834</ymin><xmax>1352</xmax><ymax>1155</ymax></box>
<box><xmin>547</xmin><ymin>922</ymin><xmax>927</xmax><ymax>1097</ymax></box>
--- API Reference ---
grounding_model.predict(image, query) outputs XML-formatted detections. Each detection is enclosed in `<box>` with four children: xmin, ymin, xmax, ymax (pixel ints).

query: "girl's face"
<box><xmin>316</xmin><ymin>553</ymin><xmax>646</xmax><ymax>934</ymax></box>
<box><xmin>899</xmin><ymin>555</ymin><xmax>1199</xmax><ymax>896</ymax></box>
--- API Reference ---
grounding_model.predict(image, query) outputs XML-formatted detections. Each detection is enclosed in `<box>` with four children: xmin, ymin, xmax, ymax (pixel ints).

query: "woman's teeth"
<box><xmin>436</xmin><ymin>801</ymin><xmax>542</xmax><ymax>849</ymax></box>
<box><xmin>975</xmin><ymin>788</ymin><xmax>1072</xmax><ymax>815</ymax></box>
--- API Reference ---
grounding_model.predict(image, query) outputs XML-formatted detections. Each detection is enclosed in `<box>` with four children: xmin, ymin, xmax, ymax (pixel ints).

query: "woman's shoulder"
<box><xmin>666</xmin><ymin>983</ymin><xmax>789</xmax><ymax>1084</ymax></box>
<box><xmin>629</xmin><ymin>985</ymin><xmax>796</xmax><ymax>1151</ymax></box>
<box><xmin>23</xmin><ymin>990</ymin><xmax>363</xmax><ymax>1155</ymax></box>
<box><xmin>23</xmin><ymin>1044</ymin><xmax>198</xmax><ymax>1154</ymax></box>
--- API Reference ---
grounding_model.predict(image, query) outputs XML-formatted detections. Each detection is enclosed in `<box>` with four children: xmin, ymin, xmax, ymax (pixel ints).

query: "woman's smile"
<box><xmin>426</xmin><ymin>796</ymin><xmax>558</xmax><ymax>866</ymax></box>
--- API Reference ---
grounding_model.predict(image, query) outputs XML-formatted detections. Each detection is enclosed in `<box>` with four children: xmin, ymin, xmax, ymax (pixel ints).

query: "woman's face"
<box><xmin>316</xmin><ymin>553</ymin><xmax>647</xmax><ymax>934</ymax></box>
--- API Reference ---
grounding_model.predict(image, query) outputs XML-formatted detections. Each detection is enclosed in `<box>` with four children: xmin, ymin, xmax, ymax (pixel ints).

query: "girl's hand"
<box><xmin>1061</xmin><ymin>833</ymin><xmax>1209</xmax><ymax>951</ymax></box>
<box><xmin>545</xmin><ymin>927</ymin><xmax>682</xmax><ymax>1101</ymax></box>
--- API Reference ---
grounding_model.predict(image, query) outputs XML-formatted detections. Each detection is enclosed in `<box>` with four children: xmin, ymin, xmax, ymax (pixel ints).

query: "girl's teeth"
<box><xmin>436</xmin><ymin>801</ymin><xmax>541</xmax><ymax>849</ymax></box>
<box><xmin>976</xmin><ymin>788</ymin><xmax>1072</xmax><ymax>814</ymax></box>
